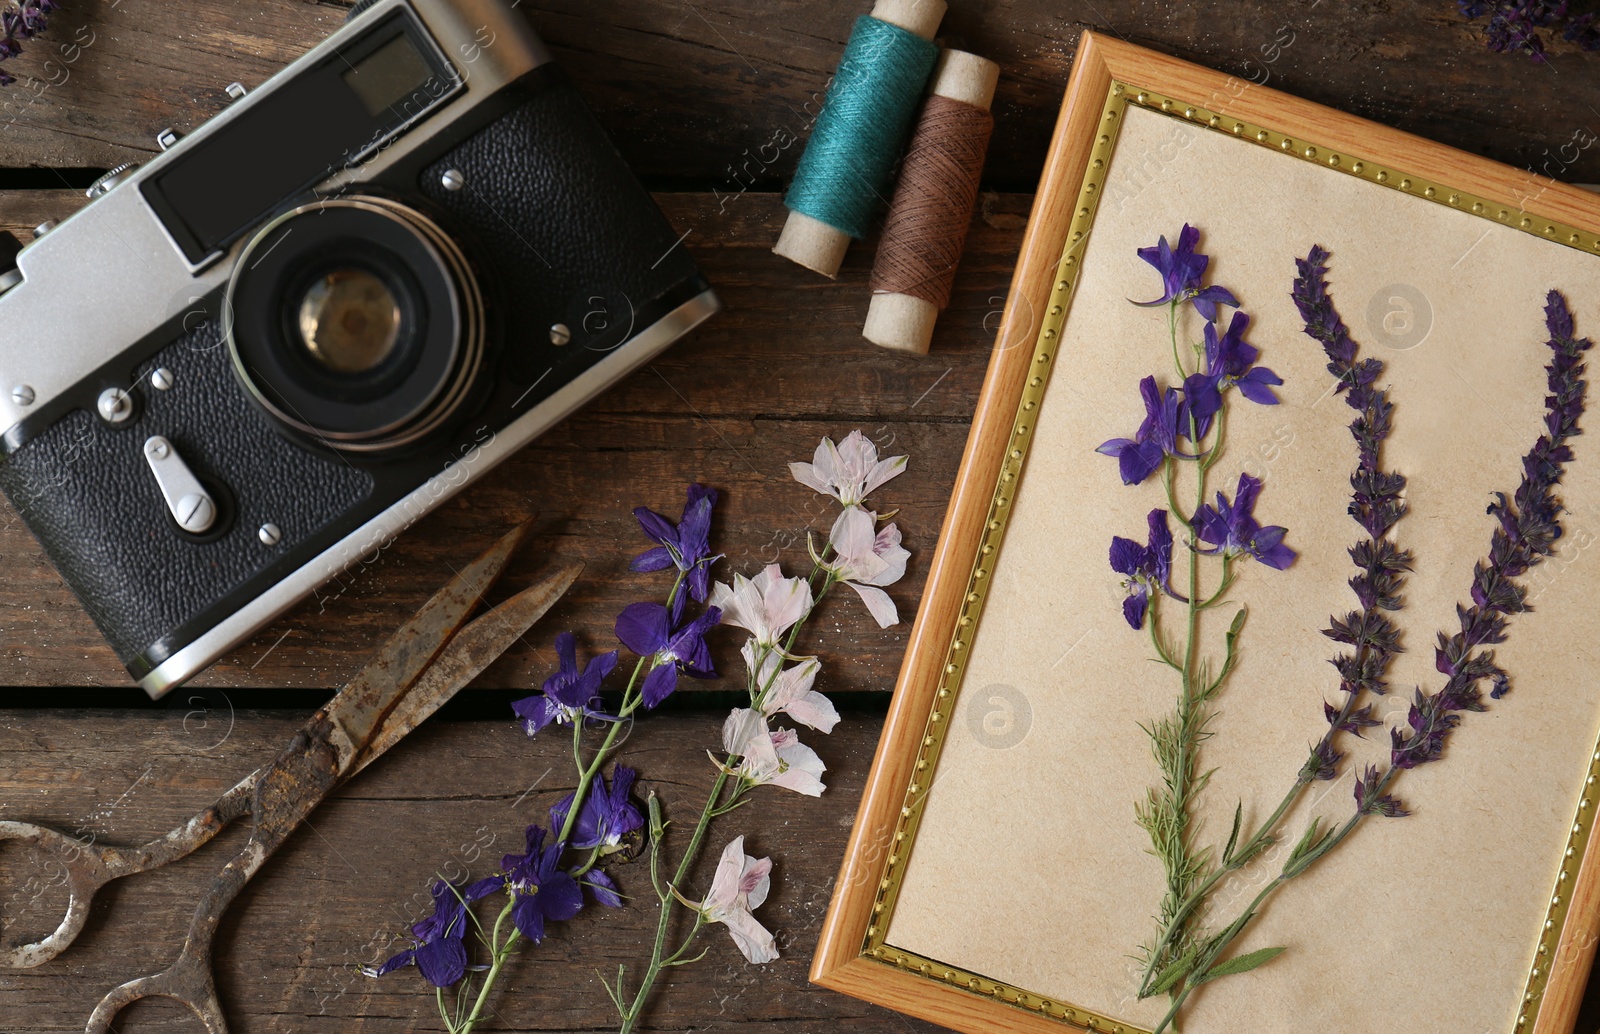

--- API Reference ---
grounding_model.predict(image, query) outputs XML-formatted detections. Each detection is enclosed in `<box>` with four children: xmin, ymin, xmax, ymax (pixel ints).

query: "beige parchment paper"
<box><xmin>885</xmin><ymin>103</ymin><xmax>1600</xmax><ymax>1032</ymax></box>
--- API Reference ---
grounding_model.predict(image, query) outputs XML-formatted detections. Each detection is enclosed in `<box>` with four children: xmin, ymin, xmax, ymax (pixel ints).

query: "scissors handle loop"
<box><xmin>0</xmin><ymin>776</ymin><xmax>255</xmax><ymax>969</ymax></box>
<box><xmin>85</xmin><ymin>948</ymin><xmax>227</xmax><ymax>1034</ymax></box>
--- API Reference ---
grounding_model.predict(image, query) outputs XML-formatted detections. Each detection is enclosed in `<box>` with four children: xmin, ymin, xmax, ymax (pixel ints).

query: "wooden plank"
<box><xmin>0</xmin><ymin>190</ymin><xmax>1031</xmax><ymax>689</ymax></box>
<box><xmin>0</xmin><ymin>708</ymin><xmax>945</xmax><ymax>1032</ymax></box>
<box><xmin>0</xmin><ymin>1</ymin><xmax>1596</xmax><ymax>192</ymax></box>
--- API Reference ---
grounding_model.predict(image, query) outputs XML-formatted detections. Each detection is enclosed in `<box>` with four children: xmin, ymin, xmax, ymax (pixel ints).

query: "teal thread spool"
<box><xmin>774</xmin><ymin>0</ymin><xmax>945</xmax><ymax>277</ymax></box>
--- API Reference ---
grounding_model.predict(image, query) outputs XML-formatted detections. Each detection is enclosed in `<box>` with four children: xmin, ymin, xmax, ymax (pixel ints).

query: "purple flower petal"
<box><xmin>616</xmin><ymin>602</ymin><xmax>671</xmax><ymax>656</ymax></box>
<box><xmin>588</xmin><ymin>869</ymin><xmax>624</xmax><ymax>908</ymax></box>
<box><xmin>413</xmin><ymin>929</ymin><xmax>468</xmax><ymax>987</ymax></box>
<box><xmin>1123</xmin><ymin>590</ymin><xmax>1149</xmax><ymax>629</ymax></box>
<box><xmin>630</xmin><ymin>546</ymin><xmax>674</xmax><ymax>573</ymax></box>
<box><xmin>512</xmin><ymin>694</ymin><xmax>558</xmax><ymax>736</ymax></box>
<box><xmin>641</xmin><ymin>662</ymin><xmax>680</xmax><ymax>708</ymax></box>
<box><xmin>633</xmin><ymin>507</ymin><xmax>678</xmax><ymax>548</ymax></box>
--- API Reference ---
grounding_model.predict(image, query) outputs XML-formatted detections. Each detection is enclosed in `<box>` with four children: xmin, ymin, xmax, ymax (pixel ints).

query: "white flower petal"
<box><xmin>845</xmin><ymin>581</ymin><xmax>900</xmax><ymax>628</ymax></box>
<box><xmin>739</xmin><ymin>855</ymin><xmax>773</xmax><ymax>904</ymax></box>
<box><xmin>861</xmin><ymin>522</ymin><xmax>909</xmax><ymax>587</ymax></box>
<box><xmin>828</xmin><ymin>508</ymin><xmax>886</xmax><ymax>581</ymax></box>
<box><xmin>781</xmin><ymin>690</ymin><xmax>840</xmax><ymax>734</ymax></box>
<box><xmin>862</xmin><ymin>454</ymin><xmax>908</xmax><ymax>498</ymax></box>
<box><xmin>703</xmin><ymin>836</ymin><xmax>748</xmax><ymax>914</ymax></box>
<box><xmin>720</xmin><ymin>907</ymin><xmax>779</xmax><ymax>964</ymax></box>
<box><xmin>723</xmin><ymin>707</ymin><xmax>768</xmax><ymax>756</ymax></box>
<box><xmin>771</xmin><ymin>732</ymin><xmax>827</xmax><ymax>796</ymax></box>
<box><xmin>788</xmin><ymin>461</ymin><xmax>835</xmax><ymax>500</ymax></box>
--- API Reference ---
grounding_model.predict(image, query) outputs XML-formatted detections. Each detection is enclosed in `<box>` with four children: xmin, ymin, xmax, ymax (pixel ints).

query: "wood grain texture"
<box><xmin>1</xmin><ymin>1</ymin><xmax>1599</xmax><ymax>195</ymax></box>
<box><xmin>0</xmin><ymin>709</ymin><xmax>946</xmax><ymax>1033</ymax></box>
<box><xmin>0</xmin><ymin>189</ymin><xmax>1032</xmax><ymax>691</ymax></box>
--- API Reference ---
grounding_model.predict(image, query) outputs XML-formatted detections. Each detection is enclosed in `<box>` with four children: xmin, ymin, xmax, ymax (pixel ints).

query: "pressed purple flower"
<box><xmin>512</xmin><ymin>631</ymin><xmax>620</xmax><ymax>737</ymax></box>
<box><xmin>548</xmin><ymin>764</ymin><xmax>645</xmax><ymax>855</ymax></box>
<box><xmin>1133</xmin><ymin>224</ymin><xmax>1239</xmax><ymax>321</ymax></box>
<box><xmin>1109</xmin><ymin>509</ymin><xmax>1185</xmax><ymax>629</ymax></box>
<box><xmin>501</xmin><ymin>825</ymin><xmax>584</xmax><ymax>943</ymax></box>
<box><xmin>631</xmin><ymin>484</ymin><xmax>721</xmax><ymax>611</ymax></box>
<box><xmin>1458</xmin><ymin>0</ymin><xmax>1596</xmax><ymax>59</ymax></box>
<box><xmin>1194</xmin><ymin>473</ymin><xmax>1296</xmax><ymax>569</ymax></box>
<box><xmin>615</xmin><ymin>602</ymin><xmax>722</xmax><ymax>707</ymax></box>
<box><xmin>1098</xmin><ymin>375</ymin><xmax>1183</xmax><ymax>486</ymax></box>
<box><xmin>365</xmin><ymin>877</ymin><xmax>499</xmax><ymax>986</ymax></box>
<box><xmin>1183</xmin><ymin>312</ymin><xmax>1282</xmax><ymax>427</ymax></box>
<box><xmin>0</xmin><ymin>0</ymin><xmax>62</xmax><ymax>82</ymax></box>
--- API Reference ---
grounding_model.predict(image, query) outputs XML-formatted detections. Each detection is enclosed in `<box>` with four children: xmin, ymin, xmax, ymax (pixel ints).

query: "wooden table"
<box><xmin>2</xmin><ymin>1</ymin><xmax>1598</xmax><ymax>1030</ymax></box>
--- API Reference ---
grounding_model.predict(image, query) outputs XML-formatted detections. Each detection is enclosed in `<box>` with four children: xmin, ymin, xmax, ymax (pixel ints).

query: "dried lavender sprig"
<box><xmin>1136</xmin><ymin>247</ymin><xmax>1410</xmax><ymax>998</ymax></box>
<box><xmin>1297</xmin><ymin>245</ymin><xmax>1410</xmax><ymax>785</ymax></box>
<box><xmin>1148</xmin><ymin>290</ymin><xmax>1590</xmax><ymax>1034</ymax></box>
<box><xmin>0</xmin><ymin>0</ymin><xmax>61</xmax><ymax>87</ymax></box>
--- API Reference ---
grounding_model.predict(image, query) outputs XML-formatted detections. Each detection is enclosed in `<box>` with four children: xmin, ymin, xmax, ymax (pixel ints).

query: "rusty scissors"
<box><xmin>0</xmin><ymin>522</ymin><xmax>578</xmax><ymax>1034</ymax></box>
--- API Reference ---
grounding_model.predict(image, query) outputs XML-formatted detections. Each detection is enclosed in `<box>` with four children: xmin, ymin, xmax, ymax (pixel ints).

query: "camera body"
<box><xmin>0</xmin><ymin>0</ymin><xmax>718</xmax><ymax>697</ymax></box>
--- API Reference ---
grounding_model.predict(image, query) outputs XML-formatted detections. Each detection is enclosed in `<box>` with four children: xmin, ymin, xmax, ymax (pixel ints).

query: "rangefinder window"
<box><xmin>141</xmin><ymin>9</ymin><xmax>456</xmax><ymax>265</ymax></box>
<box><xmin>344</xmin><ymin>33</ymin><xmax>435</xmax><ymax>117</ymax></box>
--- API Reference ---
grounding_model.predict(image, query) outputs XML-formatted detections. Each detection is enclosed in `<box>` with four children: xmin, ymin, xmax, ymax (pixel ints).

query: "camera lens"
<box><xmin>225</xmin><ymin>197</ymin><xmax>484</xmax><ymax>454</ymax></box>
<box><xmin>296</xmin><ymin>268</ymin><xmax>403</xmax><ymax>374</ymax></box>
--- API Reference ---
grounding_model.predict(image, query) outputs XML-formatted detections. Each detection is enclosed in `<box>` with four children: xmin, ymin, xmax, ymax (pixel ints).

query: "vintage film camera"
<box><xmin>0</xmin><ymin>0</ymin><xmax>719</xmax><ymax>697</ymax></box>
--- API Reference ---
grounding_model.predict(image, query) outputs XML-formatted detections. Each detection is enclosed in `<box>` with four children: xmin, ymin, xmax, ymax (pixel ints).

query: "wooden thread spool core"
<box><xmin>864</xmin><ymin>48</ymin><xmax>999</xmax><ymax>354</ymax></box>
<box><xmin>772</xmin><ymin>0</ymin><xmax>948</xmax><ymax>278</ymax></box>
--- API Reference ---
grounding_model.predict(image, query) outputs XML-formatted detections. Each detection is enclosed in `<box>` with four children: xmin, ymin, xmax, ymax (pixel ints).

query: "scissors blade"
<box><xmin>325</xmin><ymin>520</ymin><xmax>533</xmax><ymax>755</ymax></box>
<box><xmin>347</xmin><ymin>558</ymin><xmax>583</xmax><ymax>779</ymax></box>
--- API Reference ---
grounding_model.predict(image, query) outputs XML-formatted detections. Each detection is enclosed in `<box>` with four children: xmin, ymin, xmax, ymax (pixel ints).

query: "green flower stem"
<box><xmin>1150</xmin><ymin>773</ymin><xmax>1385</xmax><ymax>1034</ymax></box>
<box><xmin>1142</xmin><ymin>303</ymin><xmax>1235</xmax><ymax>986</ymax></box>
<box><xmin>1137</xmin><ymin>576</ymin><xmax>1380</xmax><ymax>998</ymax></box>
<box><xmin>453</xmin><ymin>566</ymin><xmax>696</xmax><ymax>1031</ymax></box>
<box><xmin>448</xmin><ymin>898</ymin><xmax>521</xmax><ymax>1034</ymax></box>
<box><xmin>617</xmin><ymin>771</ymin><xmax>741</xmax><ymax>1034</ymax></box>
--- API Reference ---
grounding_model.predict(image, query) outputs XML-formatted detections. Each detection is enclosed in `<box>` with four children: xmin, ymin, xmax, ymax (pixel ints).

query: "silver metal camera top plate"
<box><xmin>0</xmin><ymin>0</ymin><xmax>551</xmax><ymax>440</ymax></box>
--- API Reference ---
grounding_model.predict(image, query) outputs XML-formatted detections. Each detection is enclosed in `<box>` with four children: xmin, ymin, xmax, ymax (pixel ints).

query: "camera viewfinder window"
<box><xmin>344</xmin><ymin>34</ymin><xmax>435</xmax><ymax>117</ymax></box>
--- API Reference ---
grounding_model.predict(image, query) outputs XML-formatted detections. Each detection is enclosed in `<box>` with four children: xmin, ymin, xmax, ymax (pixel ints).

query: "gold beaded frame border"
<box><xmin>857</xmin><ymin>78</ymin><xmax>1600</xmax><ymax>1034</ymax></box>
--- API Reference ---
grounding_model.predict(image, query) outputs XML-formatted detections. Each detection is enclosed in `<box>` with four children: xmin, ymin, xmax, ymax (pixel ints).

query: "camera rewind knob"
<box><xmin>143</xmin><ymin>436</ymin><xmax>218</xmax><ymax>534</ymax></box>
<box><xmin>86</xmin><ymin>162</ymin><xmax>139</xmax><ymax>199</ymax></box>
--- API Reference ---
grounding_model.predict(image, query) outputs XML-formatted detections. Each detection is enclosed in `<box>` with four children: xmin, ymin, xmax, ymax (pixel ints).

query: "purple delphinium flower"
<box><xmin>615</xmin><ymin>602</ymin><xmax>722</xmax><ymax>707</ymax></box>
<box><xmin>1194</xmin><ymin>473</ymin><xmax>1297</xmax><ymax>570</ymax></box>
<box><xmin>1294</xmin><ymin>246</ymin><xmax>1413</xmax><ymax>789</ymax></box>
<box><xmin>548</xmin><ymin>764</ymin><xmax>645</xmax><ymax>855</ymax></box>
<box><xmin>0</xmin><ymin>0</ymin><xmax>62</xmax><ymax>87</ymax></box>
<box><xmin>1109</xmin><ymin>509</ymin><xmax>1186</xmax><ymax>629</ymax></box>
<box><xmin>365</xmin><ymin>877</ymin><xmax>500</xmax><ymax>986</ymax></box>
<box><xmin>1458</xmin><ymin>0</ymin><xmax>1600</xmax><ymax>60</ymax></box>
<box><xmin>512</xmin><ymin>632</ymin><xmax>620</xmax><ymax>737</ymax></box>
<box><xmin>1389</xmin><ymin>290</ymin><xmax>1590</xmax><ymax>774</ymax></box>
<box><xmin>1133</xmin><ymin>224</ymin><xmax>1239</xmax><ymax>320</ymax></box>
<box><xmin>1097</xmin><ymin>375</ymin><xmax>1184</xmax><ymax>486</ymax></box>
<box><xmin>1183</xmin><ymin>312</ymin><xmax>1283</xmax><ymax>428</ymax></box>
<box><xmin>501</xmin><ymin>825</ymin><xmax>584</xmax><ymax>943</ymax></box>
<box><xmin>631</xmin><ymin>484</ymin><xmax>721</xmax><ymax>613</ymax></box>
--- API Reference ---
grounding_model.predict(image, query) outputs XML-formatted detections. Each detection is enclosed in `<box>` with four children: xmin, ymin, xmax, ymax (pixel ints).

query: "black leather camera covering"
<box><xmin>0</xmin><ymin>70</ymin><xmax>708</xmax><ymax>675</ymax></box>
<box><xmin>0</xmin><ymin>319</ymin><xmax>375</xmax><ymax>663</ymax></box>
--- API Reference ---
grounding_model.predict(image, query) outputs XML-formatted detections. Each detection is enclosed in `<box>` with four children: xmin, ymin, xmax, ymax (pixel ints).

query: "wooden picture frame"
<box><xmin>812</xmin><ymin>29</ymin><xmax>1600</xmax><ymax>1034</ymax></box>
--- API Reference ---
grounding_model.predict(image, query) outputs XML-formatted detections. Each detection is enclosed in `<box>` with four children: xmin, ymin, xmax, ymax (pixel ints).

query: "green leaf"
<box><xmin>1223</xmin><ymin>801</ymin><xmax>1242</xmax><ymax>863</ymax></box>
<box><xmin>1193</xmin><ymin>946</ymin><xmax>1288</xmax><ymax>985</ymax></box>
<box><xmin>1146</xmin><ymin>943</ymin><xmax>1202</xmax><ymax>997</ymax></box>
<box><xmin>1228</xmin><ymin>607</ymin><xmax>1248</xmax><ymax>639</ymax></box>
<box><xmin>1286</xmin><ymin>817</ymin><xmax>1322</xmax><ymax>866</ymax></box>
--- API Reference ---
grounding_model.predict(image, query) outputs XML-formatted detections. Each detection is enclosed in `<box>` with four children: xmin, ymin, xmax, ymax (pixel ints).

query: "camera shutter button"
<box><xmin>143</xmin><ymin>436</ymin><xmax>218</xmax><ymax>534</ymax></box>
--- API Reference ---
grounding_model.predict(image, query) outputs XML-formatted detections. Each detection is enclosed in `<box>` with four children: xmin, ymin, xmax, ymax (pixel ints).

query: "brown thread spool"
<box><xmin>864</xmin><ymin>49</ymin><xmax>998</xmax><ymax>354</ymax></box>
